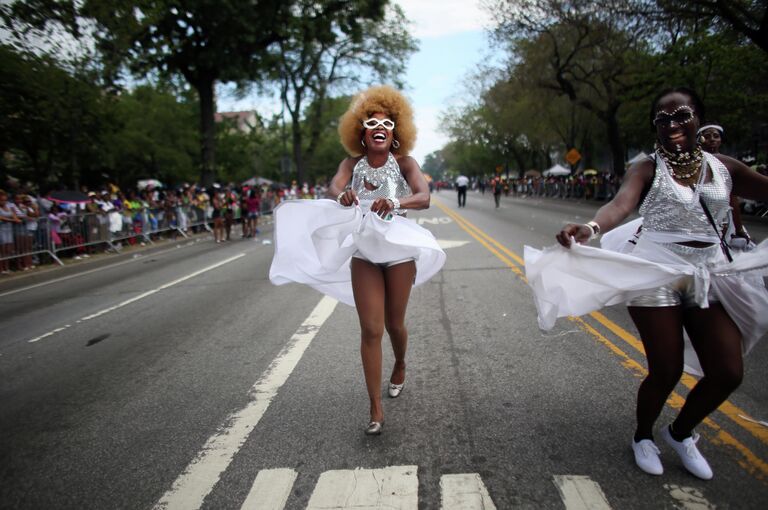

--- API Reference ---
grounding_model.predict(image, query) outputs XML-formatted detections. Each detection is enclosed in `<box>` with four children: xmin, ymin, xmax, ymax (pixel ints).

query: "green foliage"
<box><xmin>438</xmin><ymin>0</ymin><xmax>768</xmax><ymax>177</ymax></box>
<box><xmin>4</xmin><ymin>0</ymin><xmax>412</xmax><ymax>186</ymax></box>
<box><xmin>301</xmin><ymin>96</ymin><xmax>351</xmax><ymax>184</ymax></box>
<box><xmin>0</xmin><ymin>44</ymin><xmax>112</xmax><ymax>191</ymax></box>
<box><xmin>272</xmin><ymin>1</ymin><xmax>418</xmax><ymax>183</ymax></box>
<box><xmin>105</xmin><ymin>85</ymin><xmax>200</xmax><ymax>188</ymax></box>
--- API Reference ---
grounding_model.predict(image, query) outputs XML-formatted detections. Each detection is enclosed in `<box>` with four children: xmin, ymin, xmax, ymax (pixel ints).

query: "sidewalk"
<box><xmin>0</xmin><ymin>218</ymin><xmax>274</xmax><ymax>294</ymax></box>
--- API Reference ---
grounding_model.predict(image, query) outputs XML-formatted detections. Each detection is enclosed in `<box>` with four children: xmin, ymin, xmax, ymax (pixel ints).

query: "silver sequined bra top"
<box><xmin>639</xmin><ymin>152</ymin><xmax>732</xmax><ymax>242</ymax></box>
<box><xmin>351</xmin><ymin>153</ymin><xmax>411</xmax><ymax>214</ymax></box>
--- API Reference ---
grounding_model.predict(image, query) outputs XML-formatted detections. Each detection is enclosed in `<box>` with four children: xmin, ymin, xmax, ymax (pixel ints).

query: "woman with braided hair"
<box><xmin>270</xmin><ymin>85</ymin><xmax>445</xmax><ymax>435</ymax></box>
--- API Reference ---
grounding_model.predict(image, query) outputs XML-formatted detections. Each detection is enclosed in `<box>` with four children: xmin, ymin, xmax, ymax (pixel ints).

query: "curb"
<box><xmin>0</xmin><ymin>221</ymin><xmax>275</xmax><ymax>293</ymax></box>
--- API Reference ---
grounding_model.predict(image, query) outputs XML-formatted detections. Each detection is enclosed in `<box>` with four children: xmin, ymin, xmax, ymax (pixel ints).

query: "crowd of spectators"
<box><xmin>450</xmin><ymin>164</ymin><xmax>768</xmax><ymax>207</ymax></box>
<box><xmin>0</xmin><ymin>178</ymin><xmax>331</xmax><ymax>275</ymax></box>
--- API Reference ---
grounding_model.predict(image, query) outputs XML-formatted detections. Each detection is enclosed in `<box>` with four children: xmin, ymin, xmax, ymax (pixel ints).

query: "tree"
<box><xmin>105</xmin><ymin>85</ymin><xmax>200</xmax><ymax>188</ymax></box>
<box><xmin>650</xmin><ymin>1</ymin><xmax>768</xmax><ymax>53</ymax></box>
<box><xmin>0</xmin><ymin>43</ymin><xmax>112</xmax><ymax>190</ymax></box>
<box><xmin>422</xmin><ymin>150</ymin><xmax>448</xmax><ymax>181</ymax></box>
<box><xmin>300</xmin><ymin>95</ymin><xmax>352</xmax><ymax>184</ymax></box>
<box><xmin>486</xmin><ymin>0</ymin><xmax>658</xmax><ymax>176</ymax></box>
<box><xmin>3</xmin><ymin>0</ymin><xmax>374</xmax><ymax>187</ymax></box>
<box><xmin>272</xmin><ymin>1</ymin><xmax>417</xmax><ymax>184</ymax></box>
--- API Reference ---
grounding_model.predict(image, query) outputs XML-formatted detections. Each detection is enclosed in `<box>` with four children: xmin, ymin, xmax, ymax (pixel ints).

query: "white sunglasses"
<box><xmin>362</xmin><ymin>118</ymin><xmax>395</xmax><ymax>130</ymax></box>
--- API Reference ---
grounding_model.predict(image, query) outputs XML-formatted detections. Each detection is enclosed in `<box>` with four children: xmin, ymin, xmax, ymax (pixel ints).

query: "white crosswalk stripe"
<box><xmin>553</xmin><ymin>475</ymin><xmax>612</xmax><ymax>510</ymax></box>
<box><xmin>306</xmin><ymin>465</ymin><xmax>418</xmax><ymax>509</ymax></box>
<box><xmin>663</xmin><ymin>484</ymin><xmax>716</xmax><ymax>510</ymax></box>
<box><xmin>241</xmin><ymin>469</ymin><xmax>297</xmax><ymax>510</ymax></box>
<box><xmin>234</xmin><ymin>466</ymin><xmax>704</xmax><ymax>509</ymax></box>
<box><xmin>440</xmin><ymin>473</ymin><xmax>496</xmax><ymax>510</ymax></box>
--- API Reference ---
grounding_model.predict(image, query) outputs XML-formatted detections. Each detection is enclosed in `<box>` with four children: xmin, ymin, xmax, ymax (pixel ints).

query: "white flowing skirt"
<box><xmin>524</xmin><ymin>236</ymin><xmax>768</xmax><ymax>375</ymax></box>
<box><xmin>269</xmin><ymin>199</ymin><xmax>446</xmax><ymax>306</ymax></box>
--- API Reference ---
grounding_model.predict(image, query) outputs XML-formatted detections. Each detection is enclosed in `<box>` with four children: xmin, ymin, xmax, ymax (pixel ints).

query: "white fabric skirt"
<box><xmin>524</xmin><ymin>236</ymin><xmax>768</xmax><ymax>374</ymax></box>
<box><xmin>269</xmin><ymin>199</ymin><xmax>446</xmax><ymax>306</ymax></box>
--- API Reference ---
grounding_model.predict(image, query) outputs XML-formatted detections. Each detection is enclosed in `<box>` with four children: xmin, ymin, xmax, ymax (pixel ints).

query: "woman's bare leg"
<box><xmin>384</xmin><ymin>261</ymin><xmax>416</xmax><ymax>385</ymax></box>
<box><xmin>351</xmin><ymin>258</ymin><xmax>386</xmax><ymax>423</ymax></box>
<box><xmin>628</xmin><ymin>306</ymin><xmax>685</xmax><ymax>441</ymax></box>
<box><xmin>675</xmin><ymin>303</ymin><xmax>743</xmax><ymax>436</ymax></box>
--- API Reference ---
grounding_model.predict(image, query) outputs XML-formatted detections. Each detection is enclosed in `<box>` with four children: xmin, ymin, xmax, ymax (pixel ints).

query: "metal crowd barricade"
<box><xmin>0</xmin><ymin>199</ymin><xmax>282</xmax><ymax>273</ymax></box>
<box><xmin>0</xmin><ymin>216</ymin><xmax>61</xmax><ymax>269</ymax></box>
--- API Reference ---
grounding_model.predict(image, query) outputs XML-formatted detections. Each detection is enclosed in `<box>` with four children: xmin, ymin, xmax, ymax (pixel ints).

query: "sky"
<box><xmin>218</xmin><ymin>0</ymin><xmax>499</xmax><ymax>166</ymax></box>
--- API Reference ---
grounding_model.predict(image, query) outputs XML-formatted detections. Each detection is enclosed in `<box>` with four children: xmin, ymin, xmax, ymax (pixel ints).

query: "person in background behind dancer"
<box><xmin>698</xmin><ymin>123</ymin><xmax>753</xmax><ymax>250</ymax></box>
<box><xmin>492</xmin><ymin>175</ymin><xmax>503</xmax><ymax>208</ymax></box>
<box><xmin>455</xmin><ymin>174</ymin><xmax>469</xmax><ymax>208</ymax></box>
<box><xmin>0</xmin><ymin>190</ymin><xmax>21</xmax><ymax>274</ymax></box>
<box><xmin>245</xmin><ymin>189</ymin><xmax>261</xmax><ymax>238</ymax></box>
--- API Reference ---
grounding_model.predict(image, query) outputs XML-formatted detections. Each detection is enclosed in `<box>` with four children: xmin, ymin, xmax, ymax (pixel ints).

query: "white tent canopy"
<box><xmin>626</xmin><ymin>151</ymin><xmax>649</xmax><ymax>165</ymax></box>
<box><xmin>242</xmin><ymin>176</ymin><xmax>273</xmax><ymax>187</ymax></box>
<box><xmin>543</xmin><ymin>164</ymin><xmax>571</xmax><ymax>176</ymax></box>
<box><xmin>137</xmin><ymin>179</ymin><xmax>163</xmax><ymax>190</ymax></box>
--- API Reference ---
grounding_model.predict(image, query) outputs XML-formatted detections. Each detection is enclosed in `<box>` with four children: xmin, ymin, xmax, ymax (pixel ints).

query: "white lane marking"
<box><xmin>0</xmin><ymin>239</ymin><xmax>208</xmax><ymax>298</ymax></box>
<box><xmin>440</xmin><ymin>473</ymin><xmax>496</xmax><ymax>510</ymax></box>
<box><xmin>553</xmin><ymin>475</ymin><xmax>612</xmax><ymax>510</ymax></box>
<box><xmin>154</xmin><ymin>295</ymin><xmax>338</xmax><ymax>510</ymax></box>
<box><xmin>27</xmin><ymin>253</ymin><xmax>245</xmax><ymax>343</ymax></box>
<box><xmin>417</xmin><ymin>216</ymin><xmax>453</xmax><ymax>225</ymax></box>
<box><xmin>241</xmin><ymin>468</ymin><xmax>297</xmax><ymax>510</ymax></box>
<box><xmin>307</xmin><ymin>465</ymin><xmax>418</xmax><ymax>510</ymax></box>
<box><xmin>663</xmin><ymin>484</ymin><xmax>716</xmax><ymax>510</ymax></box>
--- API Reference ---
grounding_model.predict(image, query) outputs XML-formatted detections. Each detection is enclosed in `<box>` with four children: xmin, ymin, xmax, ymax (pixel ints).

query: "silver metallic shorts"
<box><xmin>351</xmin><ymin>252</ymin><xmax>415</xmax><ymax>268</ymax></box>
<box><xmin>627</xmin><ymin>243</ymin><xmax>720</xmax><ymax>308</ymax></box>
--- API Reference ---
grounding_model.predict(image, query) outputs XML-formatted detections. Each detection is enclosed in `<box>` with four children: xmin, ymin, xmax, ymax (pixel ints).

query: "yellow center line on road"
<box><xmin>589</xmin><ymin>310</ymin><xmax>768</xmax><ymax>446</ymax></box>
<box><xmin>433</xmin><ymin>196</ymin><xmax>768</xmax><ymax>480</ymax></box>
<box><xmin>434</xmin><ymin>200</ymin><xmax>524</xmax><ymax>278</ymax></box>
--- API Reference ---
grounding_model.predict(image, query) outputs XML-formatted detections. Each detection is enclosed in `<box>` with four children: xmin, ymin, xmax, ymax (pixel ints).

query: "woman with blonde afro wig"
<box><xmin>270</xmin><ymin>85</ymin><xmax>445</xmax><ymax>436</ymax></box>
<box><xmin>338</xmin><ymin>85</ymin><xmax>417</xmax><ymax>158</ymax></box>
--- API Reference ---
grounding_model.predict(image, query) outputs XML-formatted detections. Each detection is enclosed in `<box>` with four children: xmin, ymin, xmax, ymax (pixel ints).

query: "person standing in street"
<box><xmin>527</xmin><ymin>87</ymin><xmax>768</xmax><ymax>480</ymax></box>
<box><xmin>455</xmin><ymin>174</ymin><xmax>469</xmax><ymax>208</ymax></box>
<box><xmin>270</xmin><ymin>85</ymin><xmax>445</xmax><ymax>436</ymax></box>
<box><xmin>492</xmin><ymin>176</ymin><xmax>503</xmax><ymax>208</ymax></box>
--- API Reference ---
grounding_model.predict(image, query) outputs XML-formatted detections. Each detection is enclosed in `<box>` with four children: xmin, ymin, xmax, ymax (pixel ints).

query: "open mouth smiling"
<box><xmin>372</xmin><ymin>132</ymin><xmax>387</xmax><ymax>142</ymax></box>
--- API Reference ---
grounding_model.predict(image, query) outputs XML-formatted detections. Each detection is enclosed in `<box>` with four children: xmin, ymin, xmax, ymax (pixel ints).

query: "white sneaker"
<box><xmin>662</xmin><ymin>426</ymin><xmax>713</xmax><ymax>480</ymax></box>
<box><xmin>632</xmin><ymin>439</ymin><xmax>663</xmax><ymax>475</ymax></box>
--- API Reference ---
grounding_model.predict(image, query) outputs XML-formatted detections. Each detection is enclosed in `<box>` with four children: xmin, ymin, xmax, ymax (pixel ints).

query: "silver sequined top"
<box><xmin>639</xmin><ymin>152</ymin><xmax>731</xmax><ymax>241</ymax></box>
<box><xmin>351</xmin><ymin>153</ymin><xmax>411</xmax><ymax>214</ymax></box>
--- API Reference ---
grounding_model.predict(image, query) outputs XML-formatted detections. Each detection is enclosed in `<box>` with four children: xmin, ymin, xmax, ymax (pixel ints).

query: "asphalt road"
<box><xmin>1</xmin><ymin>192</ymin><xmax>766</xmax><ymax>509</ymax></box>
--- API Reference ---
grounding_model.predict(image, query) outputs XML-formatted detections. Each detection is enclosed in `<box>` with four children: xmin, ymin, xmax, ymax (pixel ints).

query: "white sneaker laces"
<box><xmin>683</xmin><ymin>433</ymin><xmax>701</xmax><ymax>458</ymax></box>
<box><xmin>641</xmin><ymin>441</ymin><xmax>661</xmax><ymax>457</ymax></box>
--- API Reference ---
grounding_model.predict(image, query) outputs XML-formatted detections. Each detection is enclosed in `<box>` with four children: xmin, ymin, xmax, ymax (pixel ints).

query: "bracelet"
<box><xmin>390</xmin><ymin>197</ymin><xmax>400</xmax><ymax>210</ymax></box>
<box><xmin>336</xmin><ymin>191</ymin><xmax>346</xmax><ymax>204</ymax></box>
<box><xmin>585</xmin><ymin>220</ymin><xmax>601</xmax><ymax>240</ymax></box>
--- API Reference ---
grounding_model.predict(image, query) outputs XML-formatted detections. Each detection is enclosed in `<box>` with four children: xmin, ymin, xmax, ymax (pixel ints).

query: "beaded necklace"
<box><xmin>654</xmin><ymin>142</ymin><xmax>703</xmax><ymax>186</ymax></box>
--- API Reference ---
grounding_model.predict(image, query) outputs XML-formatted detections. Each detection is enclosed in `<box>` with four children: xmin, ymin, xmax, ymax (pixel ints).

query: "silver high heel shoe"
<box><xmin>365</xmin><ymin>420</ymin><xmax>383</xmax><ymax>435</ymax></box>
<box><xmin>388</xmin><ymin>380</ymin><xmax>405</xmax><ymax>398</ymax></box>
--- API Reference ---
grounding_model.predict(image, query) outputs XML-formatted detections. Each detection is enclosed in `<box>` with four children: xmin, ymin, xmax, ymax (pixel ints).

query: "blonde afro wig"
<box><xmin>338</xmin><ymin>85</ymin><xmax>417</xmax><ymax>157</ymax></box>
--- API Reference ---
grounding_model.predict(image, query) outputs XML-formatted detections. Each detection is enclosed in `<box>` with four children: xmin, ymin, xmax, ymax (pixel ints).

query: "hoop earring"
<box><xmin>392</xmin><ymin>139</ymin><xmax>400</xmax><ymax>149</ymax></box>
<box><xmin>361</xmin><ymin>139</ymin><xmax>366</xmax><ymax>147</ymax></box>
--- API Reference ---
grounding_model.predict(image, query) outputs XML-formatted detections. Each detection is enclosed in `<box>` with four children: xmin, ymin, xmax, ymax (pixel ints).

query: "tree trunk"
<box><xmin>509</xmin><ymin>146</ymin><xmax>526</xmax><ymax>178</ymax></box>
<box><xmin>605</xmin><ymin>107</ymin><xmax>625</xmax><ymax>177</ymax></box>
<box><xmin>197</xmin><ymin>77</ymin><xmax>217</xmax><ymax>187</ymax></box>
<box><xmin>292</xmin><ymin>114</ymin><xmax>304</xmax><ymax>185</ymax></box>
